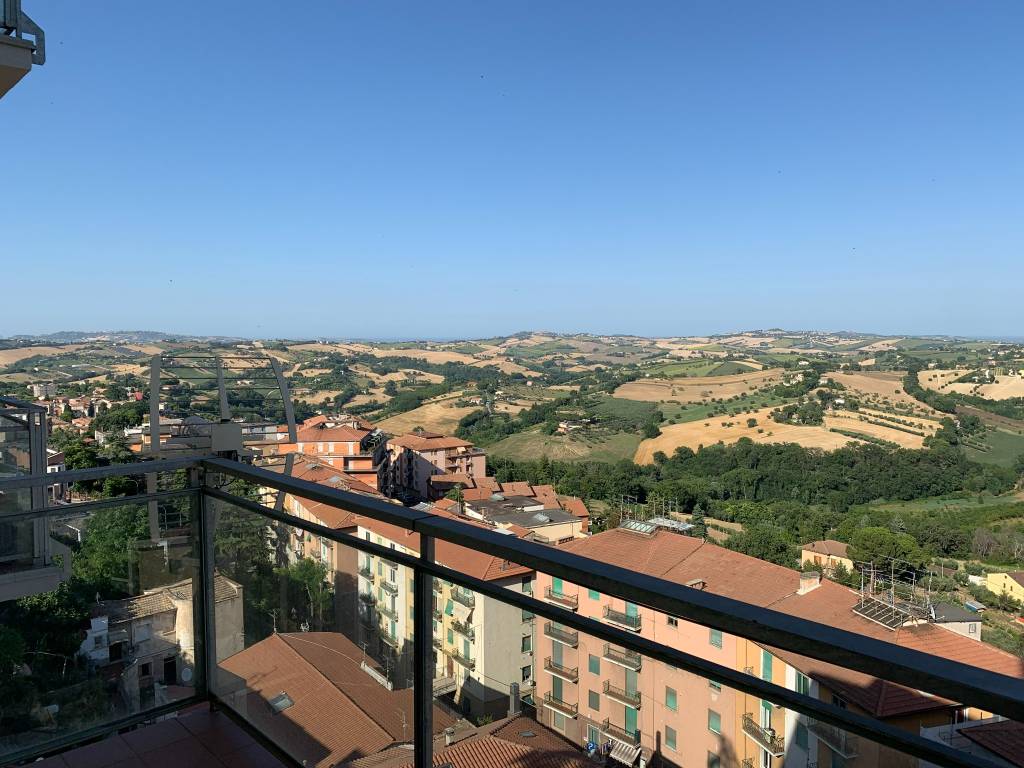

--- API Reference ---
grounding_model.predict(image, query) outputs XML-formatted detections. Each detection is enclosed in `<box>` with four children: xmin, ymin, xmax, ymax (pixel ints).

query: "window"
<box><xmin>667</xmin><ymin>616</ymin><xmax>678</xmax><ymax>627</ymax></box>
<box><xmin>522</xmin><ymin>609</ymin><xmax>533</xmax><ymax>622</ymax></box>
<box><xmin>588</xmin><ymin>588</ymin><xmax>600</xmax><ymax>600</ymax></box>
<box><xmin>588</xmin><ymin>690</ymin><xmax>601</xmax><ymax>711</ymax></box>
<box><xmin>708</xmin><ymin>709</ymin><xmax>721</xmax><ymax>734</ymax></box>
<box><xmin>445</xmin><ymin>600</ymin><xmax>454</xmax><ymax>616</ymax></box>
<box><xmin>709</xmin><ymin>680</ymin><xmax>722</xmax><ymax>692</ymax></box>
<box><xmin>832</xmin><ymin>694</ymin><xmax>848</xmax><ymax>710</ymax></box>
<box><xmin>665</xmin><ymin>686</ymin><xmax>677</xmax><ymax>711</ymax></box>
<box><xmin>521</xmin><ymin>635</ymin><xmax>532</xmax><ymax>653</ymax></box>
<box><xmin>140</xmin><ymin>662</ymin><xmax>152</xmax><ymax>677</ymax></box>
<box><xmin>794</xmin><ymin>671</ymin><xmax>811</xmax><ymax>696</ymax></box>
<box><xmin>447</xmin><ymin>629</ymin><xmax>454</xmax><ymax>644</ymax></box>
<box><xmin>552</xmin><ymin>711</ymin><xmax>566</xmax><ymax>730</ymax></box>
<box><xmin>709</xmin><ymin>628</ymin><xmax>723</xmax><ymax>648</ymax></box>
<box><xmin>969</xmin><ymin>623</ymin><xmax>977</xmax><ymax>634</ymax></box>
<box><xmin>587</xmin><ymin>724</ymin><xmax>600</xmax><ymax>745</ymax></box>
<box><xmin>761</xmin><ymin>649</ymin><xmax>773</xmax><ymax>682</ymax></box>
<box><xmin>588</xmin><ymin>654</ymin><xmax>601</xmax><ymax>675</ymax></box>
<box><xmin>707</xmin><ymin>752</ymin><xmax>721</xmax><ymax>768</ymax></box>
<box><xmin>796</xmin><ymin>721</ymin><xmax>809</xmax><ymax>750</ymax></box>
<box><xmin>665</xmin><ymin>725</ymin><xmax>677</xmax><ymax>751</ymax></box>
<box><xmin>521</xmin><ymin>665</ymin><xmax>531</xmax><ymax>682</ymax></box>
<box><xmin>552</xmin><ymin>577</ymin><xmax>564</xmax><ymax>595</ymax></box>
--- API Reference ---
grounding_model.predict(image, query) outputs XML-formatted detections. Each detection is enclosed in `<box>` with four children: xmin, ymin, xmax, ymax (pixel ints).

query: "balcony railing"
<box><xmin>809</xmin><ymin>718</ymin><xmax>860</xmax><ymax>758</ymax></box>
<box><xmin>603</xmin><ymin>605</ymin><xmax>641</xmax><ymax>631</ymax></box>
<box><xmin>377</xmin><ymin>603</ymin><xmax>399</xmax><ymax>621</ymax></box>
<box><xmin>0</xmin><ymin>454</ymin><xmax>1019</xmax><ymax>768</ymax></box>
<box><xmin>542</xmin><ymin>691</ymin><xmax>578</xmax><ymax>718</ymax></box>
<box><xmin>603</xmin><ymin>680</ymin><xmax>641</xmax><ymax>708</ymax></box>
<box><xmin>543</xmin><ymin>656</ymin><xmax>579</xmax><ymax>682</ymax></box>
<box><xmin>358</xmin><ymin>564</ymin><xmax>375</xmax><ymax>581</ymax></box>
<box><xmin>603</xmin><ymin>643</ymin><xmax>642</xmax><ymax>671</ymax></box>
<box><xmin>602</xmin><ymin>718</ymin><xmax>640</xmax><ymax>746</ymax></box>
<box><xmin>451</xmin><ymin>586</ymin><xmax>475</xmax><ymax>608</ymax></box>
<box><xmin>451</xmin><ymin>648</ymin><xmax>475</xmax><ymax>670</ymax></box>
<box><xmin>380</xmin><ymin>580</ymin><xmax>399</xmax><ymax>596</ymax></box>
<box><xmin>358</xmin><ymin>591</ymin><xmax>376</xmax><ymax>605</ymax></box>
<box><xmin>742</xmin><ymin>713</ymin><xmax>785</xmax><ymax>757</ymax></box>
<box><xmin>450</xmin><ymin>618</ymin><xmax>475</xmax><ymax>640</ymax></box>
<box><xmin>543</xmin><ymin>622</ymin><xmax>579</xmax><ymax>648</ymax></box>
<box><xmin>544</xmin><ymin>585</ymin><xmax>578</xmax><ymax>610</ymax></box>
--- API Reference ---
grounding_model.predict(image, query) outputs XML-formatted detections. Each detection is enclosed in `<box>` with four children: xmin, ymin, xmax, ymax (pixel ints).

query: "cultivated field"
<box><xmin>0</xmin><ymin>345</ymin><xmax>86</xmax><ymax>366</ymax></box>
<box><xmin>377</xmin><ymin>397</ymin><xmax>477</xmax><ymax>435</ymax></box>
<box><xmin>924</xmin><ymin>368</ymin><xmax>1024</xmax><ymax>400</ymax></box>
<box><xmin>488</xmin><ymin>430</ymin><xmax>641</xmax><ymax>463</ymax></box>
<box><xmin>634</xmin><ymin>406</ymin><xmax>852</xmax><ymax>463</ymax></box>
<box><xmin>614</xmin><ymin>369</ymin><xmax>783</xmax><ymax>403</ymax></box>
<box><xmin>827</xmin><ymin>371</ymin><xmax>937</xmax><ymax>413</ymax></box>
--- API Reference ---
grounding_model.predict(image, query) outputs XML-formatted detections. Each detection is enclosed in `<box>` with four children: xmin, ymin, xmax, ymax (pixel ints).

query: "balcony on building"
<box><xmin>809</xmin><ymin>717</ymin><xmax>860</xmax><ymax>758</ymax></box>
<box><xmin>542</xmin><ymin>691</ymin><xmax>578</xmax><ymax>718</ymax></box>
<box><xmin>603</xmin><ymin>604</ymin><xmax>642</xmax><ymax>631</ymax></box>
<box><xmin>358</xmin><ymin>562</ymin><xmax>375</xmax><ymax>582</ymax></box>
<box><xmin>377</xmin><ymin>603</ymin><xmax>399</xmax><ymax>621</ymax></box>
<box><xmin>602</xmin><ymin>718</ymin><xmax>640</xmax><ymax>746</ymax></box>
<box><xmin>544</xmin><ymin>585</ymin><xmax>578</xmax><ymax>610</ymax></box>
<box><xmin>603</xmin><ymin>680</ymin><xmax>641</xmax><ymax>708</ymax></box>
<box><xmin>450</xmin><ymin>617</ymin><xmax>475</xmax><ymax>640</ymax></box>
<box><xmin>380</xmin><ymin>579</ymin><xmax>399</xmax><ymax>597</ymax></box>
<box><xmin>602</xmin><ymin>643</ymin><xmax>642</xmax><ymax>671</ymax></box>
<box><xmin>543</xmin><ymin>656</ymin><xmax>578</xmax><ymax>683</ymax></box>
<box><xmin>742</xmin><ymin>713</ymin><xmax>785</xmax><ymax>757</ymax></box>
<box><xmin>451</xmin><ymin>648</ymin><xmax>475</xmax><ymax>670</ymax></box>
<box><xmin>543</xmin><ymin>621</ymin><xmax>578</xmax><ymax>648</ymax></box>
<box><xmin>379</xmin><ymin>626</ymin><xmax>401</xmax><ymax>648</ymax></box>
<box><xmin>451</xmin><ymin>586</ymin><xmax>475</xmax><ymax>608</ymax></box>
<box><xmin>0</xmin><ymin>0</ymin><xmax>43</xmax><ymax>100</ymax></box>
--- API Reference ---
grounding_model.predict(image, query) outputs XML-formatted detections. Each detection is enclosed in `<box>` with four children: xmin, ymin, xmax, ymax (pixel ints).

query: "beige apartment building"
<box><xmin>387</xmin><ymin>431</ymin><xmax>487</xmax><ymax>501</ymax></box>
<box><xmin>278</xmin><ymin>415</ymin><xmax>391</xmax><ymax>492</ymax></box>
<box><xmin>353</xmin><ymin>506</ymin><xmax>536</xmax><ymax>719</ymax></box>
<box><xmin>534</xmin><ymin>524</ymin><xmax>1023</xmax><ymax>768</ymax></box>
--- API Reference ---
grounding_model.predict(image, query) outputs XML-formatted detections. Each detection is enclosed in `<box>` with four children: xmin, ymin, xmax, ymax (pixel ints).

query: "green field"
<box><xmin>487</xmin><ymin>428</ymin><xmax>641</xmax><ymax>463</ymax></box>
<box><xmin>868</xmin><ymin>491</ymin><xmax>1024</xmax><ymax>515</ymax></box>
<box><xmin>964</xmin><ymin>428</ymin><xmax>1024</xmax><ymax>467</ymax></box>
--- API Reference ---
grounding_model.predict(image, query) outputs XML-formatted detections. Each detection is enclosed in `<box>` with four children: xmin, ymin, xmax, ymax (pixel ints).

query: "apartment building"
<box><xmin>387</xmin><ymin>431</ymin><xmax>486</xmax><ymax>501</ymax></box>
<box><xmin>433</xmin><ymin>476</ymin><xmax>590</xmax><ymax>539</ymax></box>
<box><xmin>534</xmin><ymin>524</ymin><xmax>1024</xmax><ymax>768</ymax></box>
<box><xmin>278</xmin><ymin>415</ymin><xmax>391</xmax><ymax>492</ymax></box>
<box><xmin>800</xmin><ymin>539</ymin><xmax>854</xmax><ymax>575</ymax></box>
<box><xmin>353</xmin><ymin>505</ymin><xmax>535</xmax><ymax>719</ymax></box>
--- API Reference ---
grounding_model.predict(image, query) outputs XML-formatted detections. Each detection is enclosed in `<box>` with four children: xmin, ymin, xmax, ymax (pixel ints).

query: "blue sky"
<box><xmin>3</xmin><ymin>1</ymin><xmax>1022</xmax><ymax>340</ymax></box>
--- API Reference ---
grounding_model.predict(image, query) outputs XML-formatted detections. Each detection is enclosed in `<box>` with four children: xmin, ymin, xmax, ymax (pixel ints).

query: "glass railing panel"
<box><xmin>208</xmin><ymin>495</ymin><xmax>420</xmax><ymax>765</ymax></box>
<box><xmin>0</xmin><ymin>493</ymin><xmax>199</xmax><ymax>761</ymax></box>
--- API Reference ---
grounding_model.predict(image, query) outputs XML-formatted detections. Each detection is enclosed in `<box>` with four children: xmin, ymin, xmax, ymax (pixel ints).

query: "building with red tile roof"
<box><xmin>536</xmin><ymin>526</ymin><xmax>1024</xmax><ymax>768</ymax></box>
<box><xmin>277</xmin><ymin>415</ymin><xmax>391</xmax><ymax>492</ymax></box>
<box><xmin>387</xmin><ymin>431</ymin><xmax>486</xmax><ymax>502</ymax></box>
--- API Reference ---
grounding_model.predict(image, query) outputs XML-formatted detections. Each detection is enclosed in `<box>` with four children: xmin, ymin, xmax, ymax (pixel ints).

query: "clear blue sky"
<box><xmin>4</xmin><ymin>1</ymin><xmax>1022</xmax><ymax>340</ymax></box>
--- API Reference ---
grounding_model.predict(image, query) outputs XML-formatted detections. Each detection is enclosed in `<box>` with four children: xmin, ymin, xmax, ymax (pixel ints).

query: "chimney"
<box><xmin>799</xmin><ymin>571</ymin><xmax>821</xmax><ymax>595</ymax></box>
<box><xmin>508</xmin><ymin>682</ymin><xmax>521</xmax><ymax>717</ymax></box>
<box><xmin>444</xmin><ymin>727</ymin><xmax>456</xmax><ymax>746</ymax></box>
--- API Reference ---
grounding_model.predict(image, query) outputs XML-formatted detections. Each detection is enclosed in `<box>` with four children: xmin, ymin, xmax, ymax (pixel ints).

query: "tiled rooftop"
<box><xmin>31</xmin><ymin>707</ymin><xmax>286</xmax><ymax>768</ymax></box>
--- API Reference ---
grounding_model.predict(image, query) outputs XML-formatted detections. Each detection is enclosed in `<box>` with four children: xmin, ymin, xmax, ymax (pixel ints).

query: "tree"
<box><xmin>278</xmin><ymin>558</ymin><xmax>332</xmax><ymax>631</ymax></box>
<box><xmin>847</xmin><ymin>527</ymin><xmax>925</xmax><ymax>569</ymax></box>
<box><xmin>725</xmin><ymin>523</ymin><xmax>796</xmax><ymax>567</ymax></box>
<box><xmin>445</xmin><ymin>483</ymin><xmax>465</xmax><ymax>513</ymax></box>
<box><xmin>690</xmin><ymin>503</ymin><xmax>708</xmax><ymax>539</ymax></box>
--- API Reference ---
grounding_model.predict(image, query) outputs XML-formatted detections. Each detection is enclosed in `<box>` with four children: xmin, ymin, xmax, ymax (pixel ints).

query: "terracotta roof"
<box><xmin>429</xmin><ymin>473</ymin><xmax>472</xmax><ymax>486</ymax></box>
<box><xmin>103</xmin><ymin>574</ymin><xmax>240</xmax><ymax>622</ymax></box>
<box><xmin>1007</xmin><ymin>572</ymin><xmax>1024</xmax><ymax>589</ymax></box>
<box><xmin>354</xmin><ymin>506</ymin><xmax>533</xmax><ymax>582</ymax></box>
<box><xmin>558</xmin><ymin>529</ymin><xmax>1024</xmax><ymax>718</ymax></box>
<box><xmin>557</xmin><ymin>497</ymin><xmax>589</xmax><ymax>520</ymax></box>
<box><xmin>389</xmin><ymin>433</ymin><xmax>476</xmax><ymax>452</ymax></box>
<box><xmin>218</xmin><ymin>633</ymin><xmax>457</xmax><ymax>768</ymax></box>
<box><xmin>801</xmin><ymin>539</ymin><xmax>850</xmax><ymax>558</ymax></box>
<box><xmin>297</xmin><ymin>423</ymin><xmax>370</xmax><ymax>444</ymax></box>
<box><xmin>960</xmin><ymin>719</ymin><xmax>1024</xmax><ymax>768</ymax></box>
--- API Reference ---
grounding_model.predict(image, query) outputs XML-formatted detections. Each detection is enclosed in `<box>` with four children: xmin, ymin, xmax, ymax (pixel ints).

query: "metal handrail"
<box><xmin>544</xmin><ymin>585</ymin><xmax>578</xmax><ymax>609</ymax></box>
<box><xmin>451</xmin><ymin>586</ymin><xmax>475</xmax><ymax>607</ymax></box>
<box><xmin>602</xmin><ymin>643</ymin><xmax>642</xmax><ymax>671</ymax></box>
<box><xmin>450</xmin><ymin>618</ymin><xmax>475</xmax><ymax>640</ymax></box>
<box><xmin>742</xmin><ymin>713</ymin><xmax>784</xmax><ymax>757</ymax></box>
<box><xmin>451</xmin><ymin>649</ymin><xmax>475</xmax><ymax>670</ymax></box>
<box><xmin>543</xmin><ymin>656</ymin><xmax>579</xmax><ymax>682</ymax></box>
<box><xmin>604</xmin><ymin>605</ymin><xmax>642</xmax><ymax>630</ymax></box>
<box><xmin>1</xmin><ymin>458</ymin><xmax>1021</xmax><ymax>768</ymax></box>
<box><xmin>543</xmin><ymin>622</ymin><xmax>579</xmax><ymax>648</ymax></box>
<box><xmin>602</xmin><ymin>718</ymin><xmax>639</xmax><ymax>745</ymax></box>
<box><xmin>603</xmin><ymin>680</ymin><xmax>641</xmax><ymax>708</ymax></box>
<box><xmin>543</xmin><ymin>691</ymin><xmax>577</xmax><ymax>716</ymax></box>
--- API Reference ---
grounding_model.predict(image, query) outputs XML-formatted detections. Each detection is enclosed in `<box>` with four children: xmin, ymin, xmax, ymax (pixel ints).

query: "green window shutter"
<box><xmin>708</xmin><ymin>709</ymin><xmax>721</xmax><ymax>734</ymax></box>
<box><xmin>588</xmin><ymin>589</ymin><xmax>600</xmax><ymax>600</ymax></box>
<box><xmin>552</xmin><ymin>577</ymin><xmax>563</xmax><ymax>595</ymax></box>
<box><xmin>588</xmin><ymin>654</ymin><xmax>600</xmax><ymax>675</ymax></box>
<box><xmin>796</xmin><ymin>721</ymin><xmax>809</xmax><ymax>750</ymax></box>
<box><xmin>709</xmin><ymin>628</ymin><xmax>723</xmax><ymax>648</ymax></box>
<box><xmin>762</xmin><ymin>649</ymin><xmax>773</xmax><ymax>682</ymax></box>
<box><xmin>445</xmin><ymin>600</ymin><xmax>454</xmax><ymax>616</ymax></box>
<box><xmin>665</xmin><ymin>726</ymin><xmax>676</xmax><ymax>751</ymax></box>
<box><xmin>588</xmin><ymin>690</ymin><xmax>600</xmax><ymax>711</ymax></box>
<box><xmin>447</xmin><ymin>629</ymin><xmax>454</xmax><ymax>644</ymax></box>
<box><xmin>665</xmin><ymin>687</ymin><xmax>677</xmax><ymax>711</ymax></box>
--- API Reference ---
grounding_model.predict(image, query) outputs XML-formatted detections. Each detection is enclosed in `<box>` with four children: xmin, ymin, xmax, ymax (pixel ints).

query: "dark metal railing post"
<box><xmin>192</xmin><ymin>469</ymin><xmax>217</xmax><ymax>700</ymax></box>
<box><xmin>413</xmin><ymin>535</ymin><xmax>435</xmax><ymax>768</ymax></box>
